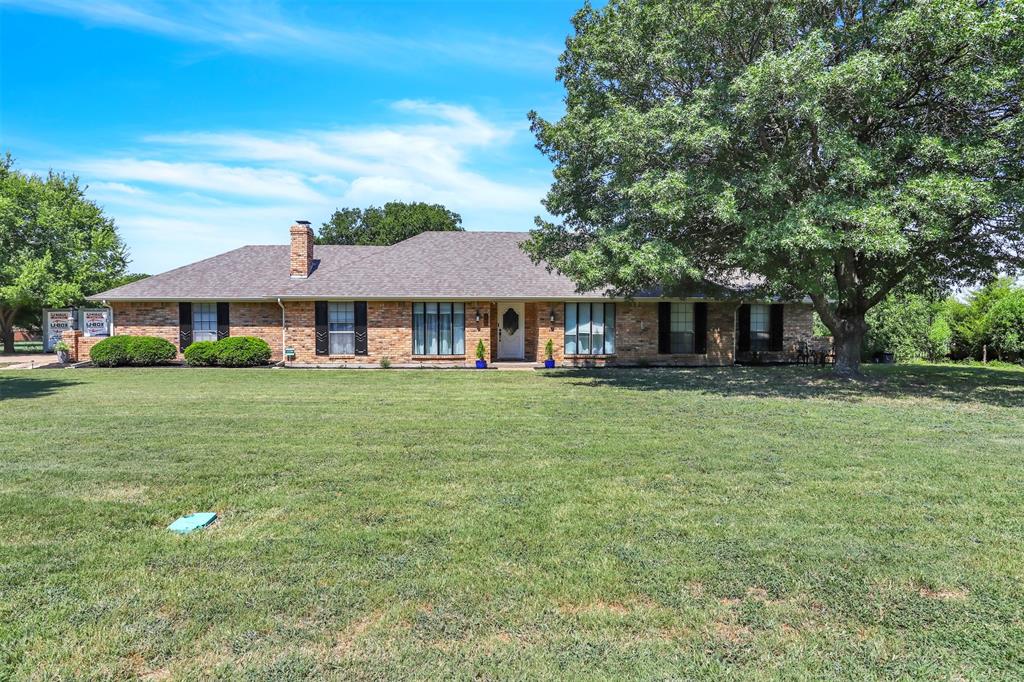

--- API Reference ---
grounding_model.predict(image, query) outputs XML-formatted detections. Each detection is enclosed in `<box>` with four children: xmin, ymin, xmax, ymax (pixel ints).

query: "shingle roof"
<box><xmin>88</xmin><ymin>231</ymin><xmax>758</xmax><ymax>301</ymax></box>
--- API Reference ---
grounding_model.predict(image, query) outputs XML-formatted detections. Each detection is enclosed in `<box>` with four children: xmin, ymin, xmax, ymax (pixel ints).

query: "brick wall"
<box><xmin>735</xmin><ymin>303</ymin><xmax>815</xmax><ymax>363</ymax></box>
<box><xmin>526</xmin><ymin>301</ymin><xmax>739</xmax><ymax>367</ymax></box>
<box><xmin>230</xmin><ymin>302</ymin><xmax>284</xmax><ymax>360</ymax></box>
<box><xmin>105</xmin><ymin>299</ymin><xmax>814</xmax><ymax>367</ymax></box>
<box><xmin>62</xmin><ymin>330</ymin><xmax>120</xmax><ymax>362</ymax></box>
<box><xmin>113</xmin><ymin>302</ymin><xmax>180</xmax><ymax>354</ymax></box>
<box><xmin>282</xmin><ymin>300</ymin><xmax>495</xmax><ymax>366</ymax></box>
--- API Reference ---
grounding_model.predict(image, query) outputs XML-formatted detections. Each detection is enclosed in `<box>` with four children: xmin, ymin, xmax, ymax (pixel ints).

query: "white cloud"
<box><xmin>75</xmin><ymin>159</ymin><xmax>326</xmax><ymax>202</ymax></box>
<box><xmin>67</xmin><ymin>100</ymin><xmax>550</xmax><ymax>272</ymax></box>
<box><xmin>7</xmin><ymin>0</ymin><xmax>561</xmax><ymax>71</ymax></box>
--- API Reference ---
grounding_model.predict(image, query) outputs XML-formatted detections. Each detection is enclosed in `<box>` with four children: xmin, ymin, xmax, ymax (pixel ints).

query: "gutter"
<box><xmin>277</xmin><ymin>298</ymin><xmax>287</xmax><ymax>364</ymax></box>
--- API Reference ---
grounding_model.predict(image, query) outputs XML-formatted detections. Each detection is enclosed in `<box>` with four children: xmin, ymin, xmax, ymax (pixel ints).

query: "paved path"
<box><xmin>0</xmin><ymin>353</ymin><xmax>60</xmax><ymax>369</ymax></box>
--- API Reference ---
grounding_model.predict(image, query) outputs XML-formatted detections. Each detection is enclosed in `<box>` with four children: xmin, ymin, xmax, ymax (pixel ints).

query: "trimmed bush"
<box><xmin>90</xmin><ymin>335</ymin><xmax>176</xmax><ymax>367</ymax></box>
<box><xmin>90</xmin><ymin>336</ymin><xmax>133</xmax><ymax>366</ymax></box>
<box><xmin>211</xmin><ymin>336</ymin><xmax>272</xmax><ymax>367</ymax></box>
<box><xmin>129</xmin><ymin>337</ymin><xmax>177</xmax><ymax>366</ymax></box>
<box><xmin>183</xmin><ymin>340</ymin><xmax>218</xmax><ymax>367</ymax></box>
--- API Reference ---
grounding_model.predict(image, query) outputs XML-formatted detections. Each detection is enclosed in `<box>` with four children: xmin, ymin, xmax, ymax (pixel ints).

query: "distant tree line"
<box><xmin>316</xmin><ymin>202</ymin><xmax>462</xmax><ymax>246</ymax></box>
<box><xmin>851</xmin><ymin>278</ymin><xmax>1024</xmax><ymax>364</ymax></box>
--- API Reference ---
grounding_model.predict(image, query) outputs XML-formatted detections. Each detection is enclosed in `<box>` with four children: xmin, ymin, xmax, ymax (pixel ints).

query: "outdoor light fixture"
<box><xmin>549</xmin><ymin>308</ymin><xmax>556</xmax><ymax>330</ymax></box>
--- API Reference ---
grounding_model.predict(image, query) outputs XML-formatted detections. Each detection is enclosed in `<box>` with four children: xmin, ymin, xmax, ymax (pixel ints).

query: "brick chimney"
<box><xmin>289</xmin><ymin>220</ymin><xmax>314</xmax><ymax>278</ymax></box>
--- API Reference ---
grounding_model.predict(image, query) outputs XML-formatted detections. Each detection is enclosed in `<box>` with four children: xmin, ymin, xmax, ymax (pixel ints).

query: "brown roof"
<box><xmin>89</xmin><ymin>231</ymin><xmax>757</xmax><ymax>301</ymax></box>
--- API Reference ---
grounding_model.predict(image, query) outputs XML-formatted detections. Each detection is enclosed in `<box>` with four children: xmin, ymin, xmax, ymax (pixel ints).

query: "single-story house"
<box><xmin>75</xmin><ymin>222</ymin><xmax>815</xmax><ymax>366</ymax></box>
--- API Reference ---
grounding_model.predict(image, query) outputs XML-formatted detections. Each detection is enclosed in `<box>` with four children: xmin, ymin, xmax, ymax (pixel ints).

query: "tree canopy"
<box><xmin>0</xmin><ymin>155</ymin><xmax>129</xmax><ymax>353</ymax></box>
<box><xmin>525</xmin><ymin>0</ymin><xmax>1024</xmax><ymax>375</ymax></box>
<box><xmin>316</xmin><ymin>201</ymin><xmax>462</xmax><ymax>246</ymax></box>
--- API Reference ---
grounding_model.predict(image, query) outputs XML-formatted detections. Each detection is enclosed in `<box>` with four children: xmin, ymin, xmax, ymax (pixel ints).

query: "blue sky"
<box><xmin>1</xmin><ymin>1</ymin><xmax>583</xmax><ymax>273</ymax></box>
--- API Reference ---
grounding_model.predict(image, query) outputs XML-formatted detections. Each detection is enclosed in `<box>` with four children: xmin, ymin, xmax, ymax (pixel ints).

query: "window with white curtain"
<box><xmin>329</xmin><ymin>302</ymin><xmax>355</xmax><ymax>355</ymax></box>
<box><xmin>564</xmin><ymin>303</ymin><xmax>615</xmax><ymax>355</ymax></box>
<box><xmin>412</xmin><ymin>302</ymin><xmax>465</xmax><ymax>355</ymax></box>
<box><xmin>750</xmin><ymin>303</ymin><xmax>771</xmax><ymax>351</ymax></box>
<box><xmin>193</xmin><ymin>303</ymin><xmax>217</xmax><ymax>342</ymax></box>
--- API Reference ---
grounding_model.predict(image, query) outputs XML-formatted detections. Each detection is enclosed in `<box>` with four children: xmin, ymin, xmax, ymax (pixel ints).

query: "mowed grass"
<box><xmin>1</xmin><ymin>365</ymin><xmax>1023</xmax><ymax>680</ymax></box>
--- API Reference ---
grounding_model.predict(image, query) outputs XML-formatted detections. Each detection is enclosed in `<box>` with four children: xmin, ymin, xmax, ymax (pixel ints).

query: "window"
<box><xmin>750</xmin><ymin>303</ymin><xmax>770</xmax><ymax>351</ymax></box>
<box><xmin>564</xmin><ymin>303</ymin><xmax>615</xmax><ymax>355</ymax></box>
<box><xmin>329</xmin><ymin>302</ymin><xmax>355</xmax><ymax>355</ymax></box>
<box><xmin>670</xmin><ymin>303</ymin><xmax>695</xmax><ymax>354</ymax></box>
<box><xmin>193</xmin><ymin>303</ymin><xmax>217</xmax><ymax>342</ymax></box>
<box><xmin>413</xmin><ymin>302</ymin><xmax>465</xmax><ymax>355</ymax></box>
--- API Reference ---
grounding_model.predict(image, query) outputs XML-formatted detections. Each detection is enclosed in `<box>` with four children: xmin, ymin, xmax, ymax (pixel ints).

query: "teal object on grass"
<box><xmin>168</xmin><ymin>512</ymin><xmax>217</xmax><ymax>534</ymax></box>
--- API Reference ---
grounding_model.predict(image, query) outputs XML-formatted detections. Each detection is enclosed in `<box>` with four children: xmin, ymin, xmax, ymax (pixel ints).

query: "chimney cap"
<box><xmin>295</xmin><ymin>219</ymin><xmax>311</xmax><ymax>225</ymax></box>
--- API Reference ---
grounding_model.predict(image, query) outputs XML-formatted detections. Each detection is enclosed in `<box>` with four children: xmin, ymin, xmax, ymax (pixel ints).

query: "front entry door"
<box><xmin>497</xmin><ymin>302</ymin><xmax>525</xmax><ymax>360</ymax></box>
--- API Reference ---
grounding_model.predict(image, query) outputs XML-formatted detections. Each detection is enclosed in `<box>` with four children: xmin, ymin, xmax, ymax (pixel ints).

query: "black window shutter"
<box><xmin>178</xmin><ymin>302</ymin><xmax>192</xmax><ymax>351</ymax></box>
<box><xmin>354</xmin><ymin>301</ymin><xmax>368</xmax><ymax>355</ymax></box>
<box><xmin>694</xmin><ymin>302</ymin><xmax>708</xmax><ymax>354</ymax></box>
<box><xmin>657</xmin><ymin>302</ymin><xmax>671</xmax><ymax>354</ymax></box>
<box><xmin>314</xmin><ymin>301</ymin><xmax>328</xmax><ymax>356</ymax></box>
<box><xmin>216</xmin><ymin>302</ymin><xmax>230</xmax><ymax>340</ymax></box>
<box><xmin>769</xmin><ymin>303</ymin><xmax>785</xmax><ymax>351</ymax></box>
<box><xmin>737</xmin><ymin>304</ymin><xmax>751</xmax><ymax>352</ymax></box>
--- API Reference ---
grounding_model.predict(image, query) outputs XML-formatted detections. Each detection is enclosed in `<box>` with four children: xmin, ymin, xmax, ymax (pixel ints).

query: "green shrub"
<box><xmin>212</xmin><ymin>337</ymin><xmax>271</xmax><ymax>367</ymax></box>
<box><xmin>183</xmin><ymin>341</ymin><xmax>218</xmax><ymax>367</ymax></box>
<box><xmin>379</xmin><ymin>356</ymin><xmax>392</xmax><ymax>369</ymax></box>
<box><xmin>128</xmin><ymin>337</ymin><xmax>177</xmax><ymax>366</ymax></box>
<box><xmin>985</xmin><ymin>290</ymin><xmax>1024</xmax><ymax>361</ymax></box>
<box><xmin>90</xmin><ymin>336</ymin><xmax>133</xmax><ymax>366</ymax></box>
<box><xmin>90</xmin><ymin>335</ymin><xmax>176</xmax><ymax>366</ymax></box>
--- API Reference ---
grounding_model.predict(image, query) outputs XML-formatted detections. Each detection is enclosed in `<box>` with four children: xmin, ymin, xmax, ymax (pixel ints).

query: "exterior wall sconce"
<box><xmin>549</xmin><ymin>307</ymin><xmax>556</xmax><ymax>330</ymax></box>
<box><xmin>475</xmin><ymin>309</ymin><xmax>481</xmax><ymax>330</ymax></box>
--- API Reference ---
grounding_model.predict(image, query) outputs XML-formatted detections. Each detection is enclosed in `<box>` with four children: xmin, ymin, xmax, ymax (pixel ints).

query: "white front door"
<box><xmin>497</xmin><ymin>302</ymin><xmax>525</xmax><ymax>360</ymax></box>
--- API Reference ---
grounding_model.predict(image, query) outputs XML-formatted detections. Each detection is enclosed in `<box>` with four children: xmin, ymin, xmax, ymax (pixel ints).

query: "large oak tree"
<box><xmin>0</xmin><ymin>155</ymin><xmax>128</xmax><ymax>353</ymax></box>
<box><xmin>525</xmin><ymin>0</ymin><xmax>1024</xmax><ymax>375</ymax></box>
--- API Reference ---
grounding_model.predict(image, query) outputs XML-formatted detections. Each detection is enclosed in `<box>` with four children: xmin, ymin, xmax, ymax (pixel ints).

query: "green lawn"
<box><xmin>2</xmin><ymin>365</ymin><xmax>1023</xmax><ymax>679</ymax></box>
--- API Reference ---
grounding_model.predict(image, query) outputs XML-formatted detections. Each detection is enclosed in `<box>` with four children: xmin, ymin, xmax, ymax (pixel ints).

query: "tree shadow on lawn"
<box><xmin>0</xmin><ymin>375</ymin><xmax>81</xmax><ymax>401</ymax></box>
<box><xmin>559</xmin><ymin>364</ymin><xmax>1024</xmax><ymax>408</ymax></box>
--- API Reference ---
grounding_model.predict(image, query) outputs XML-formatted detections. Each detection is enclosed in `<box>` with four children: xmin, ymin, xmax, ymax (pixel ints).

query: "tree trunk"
<box><xmin>0</xmin><ymin>313</ymin><xmax>14</xmax><ymax>355</ymax></box>
<box><xmin>832</xmin><ymin>314</ymin><xmax>867</xmax><ymax>378</ymax></box>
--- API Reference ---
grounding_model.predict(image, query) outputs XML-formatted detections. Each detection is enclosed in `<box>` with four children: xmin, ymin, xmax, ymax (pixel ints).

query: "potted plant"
<box><xmin>543</xmin><ymin>338</ymin><xmax>556</xmax><ymax>368</ymax></box>
<box><xmin>54</xmin><ymin>340</ymin><xmax>71</xmax><ymax>364</ymax></box>
<box><xmin>474</xmin><ymin>339</ymin><xmax>487</xmax><ymax>369</ymax></box>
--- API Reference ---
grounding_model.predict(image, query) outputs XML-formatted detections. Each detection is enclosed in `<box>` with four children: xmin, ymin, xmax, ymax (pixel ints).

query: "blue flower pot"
<box><xmin>544</xmin><ymin>358</ymin><xmax>555</xmax><ymax>368</ymax></box>
<box><xmin>475</xmin><ymin>359</ymin><xmax>487</xmax><ymax>369</ymax></box>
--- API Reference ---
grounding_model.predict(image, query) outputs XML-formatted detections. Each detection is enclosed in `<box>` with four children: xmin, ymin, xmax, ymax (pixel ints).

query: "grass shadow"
<box><xmin>0</xmin><ymin>375</ymin><xmax>81</xmax><ymax>401</ymax></box>
<box><xmin>558</xmin><ymin>364</ymin><xmax>1024</xmax><ymax>408</ymax></box>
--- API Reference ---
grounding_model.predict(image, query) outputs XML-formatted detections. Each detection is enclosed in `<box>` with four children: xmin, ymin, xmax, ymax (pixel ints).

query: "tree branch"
<box><xmin>809</xmin><ymin>293</ymin><xmax>839</xmax><ymax>335</ymax></box>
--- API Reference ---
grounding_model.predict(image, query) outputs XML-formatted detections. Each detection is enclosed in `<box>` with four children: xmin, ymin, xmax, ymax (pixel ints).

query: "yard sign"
<box><xmin>43</xmin><ymin>309</ymin><xmax>75</xmax><ymax>352</ymax></box>
<box><xmin>82</xmin><ymin>309</ymin><xmax>111</xmax><ymax>337</ymax></box>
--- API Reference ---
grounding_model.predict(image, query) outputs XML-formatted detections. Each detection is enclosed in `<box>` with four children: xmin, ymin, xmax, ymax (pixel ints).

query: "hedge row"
<box><xmin>90</xmin><ymin>336</ymin><xmax>176</xmax><ymax>366</ymax></box>
<box><xmin>184</xmin><ymin>337</ymin><xmax>272</xmax><ymax>367</ymax></box>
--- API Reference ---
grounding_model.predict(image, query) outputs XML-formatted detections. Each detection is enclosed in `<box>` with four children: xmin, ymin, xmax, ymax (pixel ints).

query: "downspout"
<box><xmin>102</xmin><ymin>300</ymin><xmax>113</xmax><ymax>335</ymax></box>
<box><xmin>277</xmin><ymin>298</ymin><xmax>287</xmax><ymax>365</ymax></box>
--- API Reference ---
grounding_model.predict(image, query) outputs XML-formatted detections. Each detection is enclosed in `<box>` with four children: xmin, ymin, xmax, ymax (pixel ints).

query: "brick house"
<box><xmin>77</xmin><ymin>222</ymin><xmax>815</xmax><ymax>366</ymax></box>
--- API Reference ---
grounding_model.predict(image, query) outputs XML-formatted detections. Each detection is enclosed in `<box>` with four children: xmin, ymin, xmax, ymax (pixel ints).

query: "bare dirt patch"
<box><xmin>559</xmin><ymin>600</ymin><xmax>631</xmax><ymax>616</ymax></box>
<box><xmin>333</xmin><ymin>611</ymin><xmax>387</xmax><ymax>657</ymax></box>
<box><xmin>713</xmin><ymin>621</ymin><xmax>752</xmax><ymax>644</ymax></box>
<box><xmin>919</xmin><ymin>587</ymin><xmax>969</xmax><ymax>601</ymax></box>
<box><xmin>558</xmin><ymin>596</ymin><xmax>660</xmax><ymax>617</ymax></box>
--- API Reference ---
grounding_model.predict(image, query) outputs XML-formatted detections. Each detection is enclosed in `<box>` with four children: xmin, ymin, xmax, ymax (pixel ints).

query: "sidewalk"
<box><xmin>0</xmin><ymin>353</ymin><xmax>60</xmax><ymax>369</ymax></box>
